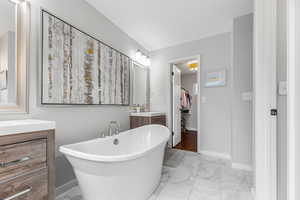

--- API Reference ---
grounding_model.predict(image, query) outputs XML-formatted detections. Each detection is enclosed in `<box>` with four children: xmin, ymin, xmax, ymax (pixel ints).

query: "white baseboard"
<box><xmin>232</xmin><ymin>162</ymin><xmax>253</xmax><ymax>171</ymax></box>
<box><xmin>199</xmin><ymin>150</ymin><xmax>231</xmax><ymax>160</ymax></box>
<box><xmin>185</xmin><ymin>127</ymin><xmax>197</xmax><ymax>132</ymax></box>
<box><xmin>56</xmin><ymin>179</ymin><xmax>77</xmax><ymax>197</ymax></box>
<box><xmin>251</xmin><ymin>187</ymin><xmax>256</xmax><ymax>198</ymax></box>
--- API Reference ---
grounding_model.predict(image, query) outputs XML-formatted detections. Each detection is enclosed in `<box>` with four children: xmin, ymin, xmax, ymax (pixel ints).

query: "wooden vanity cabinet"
<box><xmin>130</xmin><ymin>115</ymin><xmax>166</xmax><ymax>129</ymax></box>
<box><xmin>0</xmin><ymin>130</ymin><xmax>55</xmax><ymax>200</ymax></box>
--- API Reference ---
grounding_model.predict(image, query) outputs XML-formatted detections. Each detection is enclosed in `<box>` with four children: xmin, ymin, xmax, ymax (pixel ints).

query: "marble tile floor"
<box><xmin>56</xmin><ymin>149</ymin><xmax>254</xmax><ymax>200</ymax></box>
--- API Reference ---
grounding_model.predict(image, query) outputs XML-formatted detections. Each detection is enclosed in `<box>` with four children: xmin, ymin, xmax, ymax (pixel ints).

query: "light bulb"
<box><xmin>145</xmin><ymin>57</ymin><xmax>151</xmax><ymax>66</ymax></box>
<box><xmin>135</xmin><ymin>50</ymin><xmax>142</xmax><ymax>62</ymax></box>
<box><xmin>141</xmin><ymin>55</ymin><xmax>147</xmax><ymax>65</ymax></box>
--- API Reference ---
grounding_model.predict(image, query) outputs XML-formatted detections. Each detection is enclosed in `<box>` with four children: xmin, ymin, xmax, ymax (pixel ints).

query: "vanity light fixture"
<box><xmin>135</xmin><ymin>50</ymin><xmax>142</xmax><ymax>60</ymax></box>
<box><xmin>135</xmin><ymin>50</ymin><xmax>151</xmax><ymax>67</ymax></box>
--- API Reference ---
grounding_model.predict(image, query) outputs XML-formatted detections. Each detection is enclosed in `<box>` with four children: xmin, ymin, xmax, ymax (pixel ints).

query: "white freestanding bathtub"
<box><xmin>60</xmin><ymin>125</ymin><xmax>170</xmax><ymax>200</ymax></box>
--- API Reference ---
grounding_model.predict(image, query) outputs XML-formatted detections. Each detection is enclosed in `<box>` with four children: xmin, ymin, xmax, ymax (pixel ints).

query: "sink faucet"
<box><xmin>108</xmin><ymin>121</ymin><xmax>120</xmax><ymax>136</ymax></box>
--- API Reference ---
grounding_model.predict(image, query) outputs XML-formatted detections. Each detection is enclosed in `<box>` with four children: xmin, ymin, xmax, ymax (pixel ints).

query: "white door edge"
<box><xmin>254</xmin><ymin>0</ymin><xmax>278</xmax><ymax>199</ymax></box>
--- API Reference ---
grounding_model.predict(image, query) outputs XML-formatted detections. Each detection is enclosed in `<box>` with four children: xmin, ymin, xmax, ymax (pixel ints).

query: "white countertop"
<box><xmin>0</xmin><ymin>119</ymin><xmax>56</xmax><ymax>136</ymax></box>
<box><xmin>130</xmin><ymin>112</ymin><xmax>166</xmax><ymax>117</ymax></box>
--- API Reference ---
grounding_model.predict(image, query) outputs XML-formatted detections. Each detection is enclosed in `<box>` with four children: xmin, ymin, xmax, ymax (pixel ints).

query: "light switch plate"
<box><xmin>241</xmin><ymin>92</ymin><xmax>253</xmax><ymax>101</ymax></box>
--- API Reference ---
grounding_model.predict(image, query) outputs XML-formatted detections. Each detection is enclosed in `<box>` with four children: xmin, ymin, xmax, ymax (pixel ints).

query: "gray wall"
<box><xmin>150</xmin><ymin>33</ymin><xmax>232</xmax><ymax>156</ymax></box>
<box><xmin>150</xmin><ymin>16</ymin><xmax>254</xmax><ymax>166</ymax></box>
<box><xmin>231</xmin><ymin>14</ymin><xmax>253</xmax><ymax>167</ymax></box>
<box><xmin>181</xmin><ymin>73</ymin><xmax>197</xmax><ymax>130</ymax></box>
<box><xmin>0</xmin><ymin>0</ymin><xmax>147</xmax><ymax>188</ymax></box>
<box><xmin>277</xmin><ymin>0</ymin><xmax>287</xmax><ymax>199</ymax></box>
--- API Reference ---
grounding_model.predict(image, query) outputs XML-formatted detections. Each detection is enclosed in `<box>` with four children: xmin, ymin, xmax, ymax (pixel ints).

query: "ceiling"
<box><xmin>84</xmin><ymin>0</ymin><xmax>253</xmax><ymax>51</ymax></box>
<box><xmin>0</xmin><ymin>1</ymin><xmax>15</xmax><ymax>38</ymax></box>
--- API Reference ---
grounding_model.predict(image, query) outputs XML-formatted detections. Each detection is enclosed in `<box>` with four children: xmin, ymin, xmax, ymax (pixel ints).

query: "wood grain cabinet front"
<box><xmin>0</xmin><ymin>130</ymin><xmax>55</xmax><ymax>200</ymax></box>
<box><xmin>0</xmin><ymin>139</ymin><xmax>47</xmax><ymax>181</ymax></box>
<box><xmin>130</xmin><ymin>115</ymin><xmax>166</xmax><ymax>129</ymax></box>
<box><xmin>0</xmin><ymin>168</ymin><xmax>48</xmax><ymax>200</ymax></box>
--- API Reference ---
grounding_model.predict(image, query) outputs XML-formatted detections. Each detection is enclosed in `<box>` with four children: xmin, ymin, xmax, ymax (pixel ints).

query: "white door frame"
<box><xmin>169</xmin><ymin>55</ymin><xmax>201</xmax><ymax>149</ymax></box>
<box><xmin>254</xmin><ymin>0</ymin><xmax>277</xmax><ymax>200</ymax></box>
<box><xmin>172</xmin><ymin>64</ymin><xmax>182</xmax><ymax>147</ymax></box>
<box><xmin>287</xmin><ymin>0</ymin><xmax>298</xmax><ymax>199</ymax></box>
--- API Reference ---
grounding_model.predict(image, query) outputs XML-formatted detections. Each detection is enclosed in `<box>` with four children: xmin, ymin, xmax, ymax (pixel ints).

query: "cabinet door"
<box><xmin>150</xmin><ymin>116</ymin><xmax>166</xmax><ymax>126</ymax></box>
<box><xmin>130</xmin><ymin>116</ymin><xmax>150</xmax><ymax>128</ymax></box>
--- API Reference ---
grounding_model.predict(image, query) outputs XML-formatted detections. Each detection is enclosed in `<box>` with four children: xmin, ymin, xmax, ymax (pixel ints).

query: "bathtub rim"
<box><xmin>59</xmin><ymin>125</ymin><xmax>170</xmax><ymax>162</ymax></box>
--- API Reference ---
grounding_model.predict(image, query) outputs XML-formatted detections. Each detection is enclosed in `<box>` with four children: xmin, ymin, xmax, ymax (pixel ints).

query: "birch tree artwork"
<box><xmin>42</xmin><ymin>11</ymin><xmax>130</xmax><ymax>105</ymax></box>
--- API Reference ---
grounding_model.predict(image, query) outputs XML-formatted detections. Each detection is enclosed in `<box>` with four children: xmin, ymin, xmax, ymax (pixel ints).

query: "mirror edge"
<box><xmin>0</xmin><ymin>1</ymin><xmax>30</xmax><ymax>114</ymax></box>
<box><xmin>130</xmin><ymin>61</ymin><xmax>150</xmax><ymax>109</ymax></box>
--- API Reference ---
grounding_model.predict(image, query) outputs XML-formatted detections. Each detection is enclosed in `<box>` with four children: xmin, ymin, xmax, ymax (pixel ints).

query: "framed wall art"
<box><xmin>204</xmin><ymin>69</ymin><xmax>226</xmax><ymax>88</ymax></box>
<box><xmin>41</xmin><ymin>10</ymin><xmax>130</xmax><ymax>105</ymax></box>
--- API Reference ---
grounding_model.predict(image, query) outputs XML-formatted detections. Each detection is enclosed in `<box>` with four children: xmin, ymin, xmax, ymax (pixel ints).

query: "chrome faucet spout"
<box><xmin>108</xmin><ymin>121</ymin><xmax>121</xmax><ymax>136</ymax></box>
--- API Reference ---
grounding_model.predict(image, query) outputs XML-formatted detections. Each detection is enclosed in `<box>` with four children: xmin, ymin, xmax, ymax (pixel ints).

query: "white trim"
<box><xmin>287</xmin><ymin>0</ymin><xmax>296</xmax><ymax>199</ymax></box>
<box><xmin>199</xmin><ymin>150</ymin><xmax>231</xmax><ymax>160</ymax></box>
<box><xmin>196</xmin><ymin>56</ymin><xmax>201</xmax><ymax>154</ymax></box>
<box><xmin>185</xmin><ymin>127</ymin><xmax>197</xmax><ymax>132</ymax></box>
<box><xmin>168</xmin><ymin>55</ymin><xmax>201</xmax><ymax>65</ymax></box>
<box><xmin>56</xmin><ymin>179</ymin><xmax>77</xmax><ymax>197</ymax></box>
<box><xmin>254</xmin><ymin>0</ymin><xmax>278</xmax><ymax>199</ymax></box>
<box><xmin>168</xmin><ymin>54</ymin><xmax>201</xmax><ymax>149</ymax></box>
<box><xmin>232</xmin><ymin>162</ymin><xmax>253</xmax><ymax>171</ymax></box>
<box><xmin>251</xmin><ymin>188</ymin><xmax>256</xmax><ymax>199</ymax></box>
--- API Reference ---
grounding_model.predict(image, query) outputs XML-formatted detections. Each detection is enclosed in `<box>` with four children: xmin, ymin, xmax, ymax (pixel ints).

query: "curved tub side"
<box><xmin>64</xmin><ymin>139</ymin><xmax>167</xmax><ymax>200</ymax></box>
<box><xmin>59</xmin><ymin>124</ymin><xmax>170</xmax><ymax>200</ymax></box>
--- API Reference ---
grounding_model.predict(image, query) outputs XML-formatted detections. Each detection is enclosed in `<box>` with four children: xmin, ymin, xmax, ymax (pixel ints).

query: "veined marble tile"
<box><xmin>189</xmin><ymin>187</ymin><xmax>222</xmax><ymax>200</ymax></box>
<box><xmin>56</xmin><ymin>149</ymin><xmax>253</xmax><ymax>200</ymax></box>
<box><xmin>164</xmin><ymin>148</ymin><xmax>185</xmax><ymax>168</ymax></box>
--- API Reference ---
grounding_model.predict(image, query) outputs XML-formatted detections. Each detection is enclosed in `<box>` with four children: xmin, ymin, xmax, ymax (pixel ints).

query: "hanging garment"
<box><xmin>181</xmin><ymin>88</ymin><xmax>192</xmax><ymax>110</ymax></box>
<box><xmin>181</xmin><ymin>89</ymin><xmax>188</xmax><ymax>108</ymax></box>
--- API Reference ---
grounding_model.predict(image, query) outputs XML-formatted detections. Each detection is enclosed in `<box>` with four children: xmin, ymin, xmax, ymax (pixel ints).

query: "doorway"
<box><xmin>170</xmin><ymin>56</ymin><xmax>200</xmax><ymax>153</ymax></box>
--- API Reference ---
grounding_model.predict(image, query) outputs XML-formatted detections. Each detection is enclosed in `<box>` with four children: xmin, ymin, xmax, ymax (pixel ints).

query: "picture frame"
<box><xmin>41</xmin><ymin>10</ymin><xmax>131</xmax><ymax>105</ymax></box>
<box><xmin>204</xmin><ymin>69</ymin><xmax>226</xmax><ymax>87</ymax></box>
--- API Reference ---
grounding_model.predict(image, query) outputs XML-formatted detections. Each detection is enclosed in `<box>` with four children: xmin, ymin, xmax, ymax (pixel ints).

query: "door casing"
<box><xmin>169</xmin><ymin>55</ymin><xmax>201</xmax><ymax>148</ymax></box>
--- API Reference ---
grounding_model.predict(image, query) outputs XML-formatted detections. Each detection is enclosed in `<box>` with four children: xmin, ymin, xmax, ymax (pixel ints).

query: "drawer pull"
<box><xmin>0</xmin><ymin>156</ymin><xmax>31</xmax><ymax>168</ymax></box>
<box><xmin>1</xmin><ymin>187</ymin><xmax>32</xmax><ymax>200</ymax></box>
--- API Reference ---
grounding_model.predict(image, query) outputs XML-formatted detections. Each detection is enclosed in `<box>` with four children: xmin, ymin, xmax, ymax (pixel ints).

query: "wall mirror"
<box><xmin>131</xmin><ymin>62</ymin><xmax>150</xmax><ymax>107</ymax></box>
<box><xmin>0</xmin><ymin>0</ymin><xmax>29</xmax><ymax>113</ymax></box>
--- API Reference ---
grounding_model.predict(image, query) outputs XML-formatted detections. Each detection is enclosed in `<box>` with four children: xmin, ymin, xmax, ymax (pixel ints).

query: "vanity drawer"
<box><xmin>150</xmin><ymin>116</ymin><xmax>166</xmax><ymax>126</ymax></box>
<box><xmin>130</xmin><ymin>115</ymin><xmax>166</xmax><ymax>129</ymax></box>
<box><xmin>0</xmin><ymin>139</ymin><xmax>47</xmax><ymax>181</ymax></box>
<box><xmin>0</xmin><ymin>168</ymin><xmax>48</xmax><ymax>200</ymax></box>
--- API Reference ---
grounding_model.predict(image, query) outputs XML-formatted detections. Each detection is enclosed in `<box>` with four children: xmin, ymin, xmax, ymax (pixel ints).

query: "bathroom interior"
<box><xmin>0</xmin><ymin>0</ymin><xmax>288</xmax><ymax>200</ymax></box>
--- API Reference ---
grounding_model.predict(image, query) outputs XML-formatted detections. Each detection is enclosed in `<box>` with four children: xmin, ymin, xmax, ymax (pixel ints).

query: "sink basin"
<box><xmin>130</xmin><ymin>112</ymin><xmax>165</xmax><ymax>117</ymax></box>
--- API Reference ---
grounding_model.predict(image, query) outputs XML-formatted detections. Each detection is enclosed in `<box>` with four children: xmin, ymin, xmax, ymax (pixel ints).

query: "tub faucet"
<box><xmin>108</xmin><ymin>121</ymin><xmax>120</xmax><ymax>136</ymax></box>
